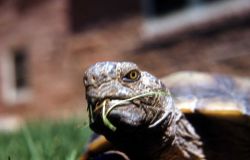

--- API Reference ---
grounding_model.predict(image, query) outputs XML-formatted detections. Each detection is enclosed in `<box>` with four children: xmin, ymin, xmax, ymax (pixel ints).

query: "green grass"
<box><xmin>0</xmin><ymin>118</ymin><xmax>92</xmax><ymax>160</ymax></box>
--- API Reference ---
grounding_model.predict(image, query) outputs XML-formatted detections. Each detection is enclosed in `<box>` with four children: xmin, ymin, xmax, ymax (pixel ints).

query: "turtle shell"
<box><xmin>161</xmin><ymin>71</ymin><xmax>250</xmax><ymax>117</ymax></box>
<box><xmin>161</xmin><ymin>71</ymin><xmax>250</xmax><ymax>160</ymax></box>
<box><xmin>82</xmin><ymin>71</ymin><xmax>250</xmax><ymax>160</ymax></box>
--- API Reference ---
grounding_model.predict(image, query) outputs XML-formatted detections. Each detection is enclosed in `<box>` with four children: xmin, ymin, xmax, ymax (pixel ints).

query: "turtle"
<box><xmin>81</xmin><ymin>61</ymin><xmax>250</xmax><ymax>160</ymax></box>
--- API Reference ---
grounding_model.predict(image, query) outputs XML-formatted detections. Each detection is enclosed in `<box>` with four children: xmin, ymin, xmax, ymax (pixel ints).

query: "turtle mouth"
<box><xmin>87</xmin><ymin>97</ymin><xmax>145</xmax><ymax>131</ymax></box>
<box><xmin>87</xmin><ymin>90</ymin><xmax>170</xmax><ymax>132</ymax></box>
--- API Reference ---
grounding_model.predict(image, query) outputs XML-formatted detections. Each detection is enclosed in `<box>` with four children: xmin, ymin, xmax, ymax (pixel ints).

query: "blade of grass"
<box><xmin>102</xmin><ymin>90</ymin><xmax>168</xmax><ymax>131</ymax></box>
<box><xmin>22</xmin><ymin>125</ymin><xmax>41</xmax><ymax>160</ymax></box>
<box><xmin>66</xmin><ymin>149</ymin><xmax>77</xmax><ymax>160</ymax></box>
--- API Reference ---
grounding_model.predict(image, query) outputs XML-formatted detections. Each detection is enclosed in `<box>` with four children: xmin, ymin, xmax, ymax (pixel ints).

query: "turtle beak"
<box><xmin>107</xmin><ymin>103</ymin><xmax>147</xmax><ymax>132</ymax></box>
<box><xmin>86</xmin><ymin>96</ymin><xmax>102</xmax><ymax>124</ymax></box>
<box><xmin>86</xmin><ymin>96</ymin><xmax>148</xmax><ymax>133</ymax></box>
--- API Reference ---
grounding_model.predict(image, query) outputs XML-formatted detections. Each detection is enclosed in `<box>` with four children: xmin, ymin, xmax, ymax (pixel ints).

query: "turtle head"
<box><xmin>84</xmin><ymin>61</ymin><xmax>175</xmax><ymax>138</ymax></box>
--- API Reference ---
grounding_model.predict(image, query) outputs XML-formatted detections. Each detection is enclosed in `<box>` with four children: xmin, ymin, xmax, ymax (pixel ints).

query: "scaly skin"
<box><xmin>84</xmin><ymin>61</ymin><xmax>205</xmax><ymax>160</ymax></box>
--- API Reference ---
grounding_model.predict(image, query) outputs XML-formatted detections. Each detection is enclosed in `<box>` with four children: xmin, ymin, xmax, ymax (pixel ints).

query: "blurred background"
<box><xmin>0</xmin><ymin>0</ymin><xmax>250</xmax><ymax>159</ymax></box>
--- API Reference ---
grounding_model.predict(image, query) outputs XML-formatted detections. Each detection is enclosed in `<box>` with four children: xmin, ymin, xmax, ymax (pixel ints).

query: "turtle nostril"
<box><xmin>95</xmin><ymin>101</ymin><xmax>101</xmax><ymax>107</ymax></box>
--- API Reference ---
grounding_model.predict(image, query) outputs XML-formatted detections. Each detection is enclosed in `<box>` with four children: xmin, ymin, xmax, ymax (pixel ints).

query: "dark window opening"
<box><xmin>202</xmin><ymin>0</ymin><xmax>222</xmax><ymax>3</ymax></box>
<box><xmin>142</xmin><ymin>0</ymin><xmax>226</xmax><ymax>18</ymax></box>
<box><xmin>142</xmin><ymin>0</ymin><xmax>189</xmax><ymax>17</ymax></box>
<box><xmin>15</xmin><ymin>0</ymin><xmax>45</xmax><ymax>13</ymax></box>
<box><xmin>69</xmin><ymin>0</ymin><xmax>140</xmax><ymax>33</ymax></box>
<box><xmin>155</xmin><ymin>0</ymin><xmax>189</xmax><ymax>16</ymax></box>
<box><xmin>0</xmin><ymin>0</ymin><xmax>4</xmax><ymax>6</ymax></box>
<box><xmin>13</xmin><ymin>49</ymin><xmax>29</xmax><ymax>90</ymax></box>
<box><xmin>190</xmin><ymin>0</ymin><xmax>224</xmax><ymax>5</ymax></box>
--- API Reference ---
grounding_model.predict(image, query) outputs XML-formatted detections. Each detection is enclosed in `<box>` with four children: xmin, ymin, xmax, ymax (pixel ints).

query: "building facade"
<box><xmin>0</xmin><ymin>0</ymin><xmax>250</xmax><ymax>119</ymax></box>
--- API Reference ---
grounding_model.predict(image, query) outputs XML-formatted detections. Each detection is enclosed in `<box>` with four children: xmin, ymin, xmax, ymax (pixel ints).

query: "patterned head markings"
<box><xmin>84</xmin><ymin>61</ymin><xmax>164</xmax><ymax>98</ymax></box>
<box><xmin>84</xmin><ymin>61</ymin><xmax>175</xmax><ymax>133</ymax></box>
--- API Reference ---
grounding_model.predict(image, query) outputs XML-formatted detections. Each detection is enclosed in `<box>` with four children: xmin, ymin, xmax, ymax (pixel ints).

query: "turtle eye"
<box><xmin>123</xmin><ymin>69</ymin><xmax>140</xmax><ymax>82</ymax></box>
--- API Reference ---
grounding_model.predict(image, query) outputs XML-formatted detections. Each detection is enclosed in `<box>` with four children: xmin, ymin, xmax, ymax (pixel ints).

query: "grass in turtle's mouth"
<box><xmin>98</xmin><ymin>90</ymin><xmax>169</xmax><ymax>132</ymax></box>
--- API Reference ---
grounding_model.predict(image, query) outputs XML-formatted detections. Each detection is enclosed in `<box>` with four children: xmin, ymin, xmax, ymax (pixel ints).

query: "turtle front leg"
<box><xmin>81</xmin><ymin>135</ymin><xmax>130</xmax><ymax>160</ymax></box>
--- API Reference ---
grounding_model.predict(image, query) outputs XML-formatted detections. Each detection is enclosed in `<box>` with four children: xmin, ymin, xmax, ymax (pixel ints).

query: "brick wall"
<box><xmin>0</xmin><ymin>0</ymin><xmax>71</xmax><ymax>117</ymax></box>
<box><xmin>0</xmin><ymin>0</ymin><xmax>141</xmax><ymax>119</ymax></box>
<box><xmin>0</xmin><ymin>0</ymin><xmax>249</xmax><ymax>119</ymax></box>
